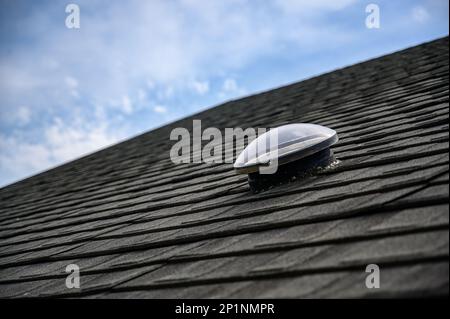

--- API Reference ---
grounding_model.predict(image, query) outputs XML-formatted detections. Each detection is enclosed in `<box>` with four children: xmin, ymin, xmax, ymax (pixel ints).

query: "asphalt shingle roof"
<box><xmin>0</xmin><ymin>37</ymin><xmax>448</xmax><ymax>298</ymax></box>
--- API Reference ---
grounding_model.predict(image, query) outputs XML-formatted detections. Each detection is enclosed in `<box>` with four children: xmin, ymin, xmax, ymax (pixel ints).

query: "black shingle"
<box><xmin>0</xmin><ymin>37</ymin><xmax>448</xmax><ymax>298</ymax></box>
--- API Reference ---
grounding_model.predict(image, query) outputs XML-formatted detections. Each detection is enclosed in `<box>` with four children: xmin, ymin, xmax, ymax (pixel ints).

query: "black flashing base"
<box><xmin>247</xmin><ymin>148</ymin><xmax>335</xmax><ymax>194</ymax></box>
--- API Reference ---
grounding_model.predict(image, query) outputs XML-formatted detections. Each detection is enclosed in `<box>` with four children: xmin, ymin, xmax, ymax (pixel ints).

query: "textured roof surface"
<box><xmin>0</xmin><ymin>37</ymin><xmax>448</xmax><ymax>298</ymax></box>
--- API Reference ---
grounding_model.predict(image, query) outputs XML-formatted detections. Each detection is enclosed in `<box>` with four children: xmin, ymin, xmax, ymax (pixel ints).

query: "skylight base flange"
<box><xmin>247</xmin><ymin>148</ymin><xmax>335</xmax><ymax>194</ymax></box>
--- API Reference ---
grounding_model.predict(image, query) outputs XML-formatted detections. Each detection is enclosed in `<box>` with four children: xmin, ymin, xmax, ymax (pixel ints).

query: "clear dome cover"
<box><xmin>234</xmin><ymin>123</ymin><xmax>338</xmax><ymax>174</ymax></box>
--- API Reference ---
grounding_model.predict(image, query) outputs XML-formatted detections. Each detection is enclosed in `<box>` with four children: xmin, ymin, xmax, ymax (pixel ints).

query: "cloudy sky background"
<box><xmin>0</xmin><ymin>0</ymin><xmax>448</xmax><ymax>187</ymax></box>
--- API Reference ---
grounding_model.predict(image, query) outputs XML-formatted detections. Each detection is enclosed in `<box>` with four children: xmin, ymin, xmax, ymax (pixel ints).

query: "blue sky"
<box><xmin>0</xmin><ymin>0</ymin><xmax>448</xmax><ymax>187</ymax></box>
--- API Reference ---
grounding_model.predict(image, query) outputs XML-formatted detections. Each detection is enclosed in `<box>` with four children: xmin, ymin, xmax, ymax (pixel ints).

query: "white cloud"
<box><xmin>44</xmin><ymin>118</ymin><xmax>119</xmax><ymax>161</ymax></box>
<box><xmin>146</xmin><ymin>80</ymin><xmax>156</xmax><ymax>90</ymax></box>
<box><xmin>274</xmin><ymin>0</ymin><xmax>357</xmax><ymax>14</ymax></box>
<box><xmin>16</xmin><ymin>106</ymin><xmax>32</xmax><ymax>126</ymax></box>
<box><xmin>0</xmin><ymin>0</ymin><xmax>358</xmax><ymax>114</ymax></box>
<box><xmin>0</xmin><ymin>0</ymin><xmax>364</xmax><ymax>186</ymax></box>
<box><xmin>0</xmin><ymin>136</ymin><xmax>53</xmax><ymax>177</ymax></box>
<box><xmin>153</xmin><ymin>105</ymin><xmax>167</xmax><ymax>113</ymax></box>
<box><xmin>121</xmin><ymin>95</ymin><xmax>133</xmax><ymax>114</ymax></box>
<box><xmin>0</xmin><ymin>117</ymin><xmax>125</xmax><ymax>187</ymax></box>
<box><xmin>0</xmin><ymin>63</ymin><xmax>43</xmax><ymax>92</ymax></box>
<box><xmin>0</xmin><ymin>105</ymin><xmax>32</xmax><ymax>127</ymax></box>
<box><xmin>411</xmin><ymin>6</ymin><xmax>430</xmax><ymax>24</ymax></box>
<box><xmin>190</xmin><ymin>80</ymin><xmax>209</xmax><ymax>95</ymax></box>
<box><xmin>65</xmin><ymin>76</ymin><xmax>78</xmax><ymax>89</ymax></box>
<box><xmin>0</xmin><ymin>0</ymin><xmax>361</xmax><ymax>131</ymax></box>
<box><xmin>65</xmin><ymin>76</ymin><xmax>80</xmax><ymax>98</ymax></box>
<box><xmin>223</xmin><ymin>78</ymin><xmax>238</xmax><ymax>92</ymax></box>
<box><xmin>218</xmin><ymin>78</ymin><xmax>247</xmax><ymax>100</ymax></box>
<box><xmin>138</xmin><ymin>89</ymin><xmax>147</xmax><ymax>101</ymax></box>
<box><xmin>156</xmin><ymin>86</ymin><xmax>175</xmax><ymax>100</ymax></box>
